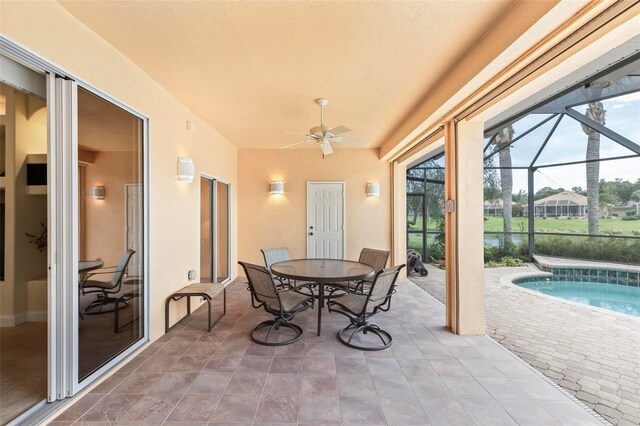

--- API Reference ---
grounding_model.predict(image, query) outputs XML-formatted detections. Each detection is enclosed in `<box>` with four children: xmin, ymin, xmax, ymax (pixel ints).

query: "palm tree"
<box><xmin>580</xmin><ymin>102</ymin><xmax>605</xmax><ymax>235</ymax></box>
<box><xmin>494</xmin><ymin>125</ymin><xmax>514</xmax><ymax>246</ymax></box>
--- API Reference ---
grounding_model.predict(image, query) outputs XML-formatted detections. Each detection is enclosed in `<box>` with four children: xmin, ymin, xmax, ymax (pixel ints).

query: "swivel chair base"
<box><xmin>251</xmin><ymin>319</ymin><xmax>304</xmax><ymax>346</ymax></box>
<box><xmin>337</xmin><ymin>323</ymin><xmax>392</xmax><ymax>351</ymax></box>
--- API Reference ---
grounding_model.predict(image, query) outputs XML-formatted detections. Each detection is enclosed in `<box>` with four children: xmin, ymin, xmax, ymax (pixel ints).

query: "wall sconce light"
<box><xmin>177</xmin><ymin>157</ymin><xmax>195</xmax><ymax>183</ymax></box>
<box><xmin>89</xmin><ymin>185</ymin><xmax>105</xmax><ymax>200</ymax></box>
<box><xmin>366</xmin><ymin>182</ymin><xmax>380</xmax><ymax>197</ymax></box>
<box><xmin>270</xmin><ymin>181</ymin><xmax>284</xmax><ymax>195</ymax></box>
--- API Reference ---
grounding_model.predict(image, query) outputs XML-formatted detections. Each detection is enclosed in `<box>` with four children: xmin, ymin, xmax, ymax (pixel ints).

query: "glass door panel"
<box><xmin>76</xmin><ymin>87</ymin><xmax>144</xmax><ymax>381</ymax></box>
<box><xmin>200</xmin><ymin>177</ymin><xmax>213</xmax><ymax>283</ymax></box>
<box><xmin>200</xmin><ymin>177</ymin><xmax>229</xmax><ymax>283</ymax></box>
<box><xmin>0</xmin><ymin>67</ymin><xmax>49</xmax><ymax>423</ymax></box>
<box><xmin>216</xmin><ymin>181</ymin><xmax>229</xmax><ymax>282</ymax></box>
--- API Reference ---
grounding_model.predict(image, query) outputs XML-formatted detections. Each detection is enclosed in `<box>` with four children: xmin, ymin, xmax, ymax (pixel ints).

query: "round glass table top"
<box><xmin>270</xmin><ymin>258</ymin><xmax>374</xmax><ymax>283</ymax></box>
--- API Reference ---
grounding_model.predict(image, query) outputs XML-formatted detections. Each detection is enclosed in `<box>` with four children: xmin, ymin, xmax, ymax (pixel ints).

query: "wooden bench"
<box><xmin>165</xmin><ymin>283</ymin><xmax>227</xmax><ymax>332</ymax></box>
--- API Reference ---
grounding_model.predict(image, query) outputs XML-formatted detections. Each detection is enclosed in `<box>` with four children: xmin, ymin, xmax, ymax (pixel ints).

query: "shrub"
<box><xmin>622</xmin><ymin>215</ymin><xmax>640</xmax><ymax>221</ymax></box>
<box><xmin>484</xmin><ymin>236</ymin><xmax>528</xmax><ymax>266</ymax></box>
<box><xmin>535</xmin><ymin>235</ymin><xmax>640</xmax><ymax>264</ymax></box>
<box><xmin>484</xmin><ymin>256</ymin><xmax>524</xmax><ymax>268</ymax></box>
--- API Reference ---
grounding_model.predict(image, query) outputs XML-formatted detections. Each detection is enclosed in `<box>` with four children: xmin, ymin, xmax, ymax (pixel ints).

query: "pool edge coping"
<box><xmin>533</xmin><ymin>255</ymin><xmax>640</xmax><ymax>274</ymax></box>
<box><xmin>501</xmin><ymin>271</ymin><xmax>640</xmax><ymax>323</ymax></box>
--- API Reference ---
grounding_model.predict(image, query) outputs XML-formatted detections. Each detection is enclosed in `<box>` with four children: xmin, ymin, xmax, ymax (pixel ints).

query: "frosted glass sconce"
<box><xmin>270</xmin><ymin>181</ymin><xmax>284</xmax><ymax>195</ymax></box>
<box><xmin>366</xmin><ymin>182</ymin><xmax>380</xmax><ymax>197</ymax></box>
<box><xmin>177</xmin><ymin>157</ymin><xmax>195</xmax><ymax>183</ymax></box>
<box><xmin>89</xmin><ymin>185</ymin><xmax>105</xmax><ymax>200</ymax></box>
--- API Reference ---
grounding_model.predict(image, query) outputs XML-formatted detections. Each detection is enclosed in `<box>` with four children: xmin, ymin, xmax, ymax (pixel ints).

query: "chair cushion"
<box><xmin>278</xmin><ymin>290</ymin><xmax>312</xmax><ymax>311</ymax></box>
<box><xmin>82</xmin><ymin>279</ymin><xmax>113</xmax><ymax>290</ymax></box>
<box><xmin>332</xmin><ymin>293</ymin><xmax>366</xmax><ymax>314</ymax></box>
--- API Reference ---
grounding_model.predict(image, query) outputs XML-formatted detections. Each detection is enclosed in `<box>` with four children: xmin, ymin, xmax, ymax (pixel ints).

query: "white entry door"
<box><xmin>307</xmin><ymin>182</ymin><xmax>344</xmax><ymax>259</ymax></box>
<box><xmin>126</xmin><ymin>184</ymin><xmax>142</xmax><ymax>276</ymax></box>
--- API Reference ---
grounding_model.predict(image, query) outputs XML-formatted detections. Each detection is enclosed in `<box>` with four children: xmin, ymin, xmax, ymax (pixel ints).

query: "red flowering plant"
<box><xmin>26</xmin><ymin>223</ymin><xmax>47</xmax><ymax>254</ymax></box>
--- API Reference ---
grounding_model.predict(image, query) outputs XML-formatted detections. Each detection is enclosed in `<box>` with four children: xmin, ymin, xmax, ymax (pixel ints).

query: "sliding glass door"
<box><xmin>76</xmin><ymin>87</ymin><xmax>145</xmax><ymax>381</ymax></box>
<box><xmin>0</xmin><ymin>55</ymin><xmax>49</xmax><ymax>424</ymax></box>
<box><xmin>0</xmin><ymin>41</ymin><xmax>148</xmax><ymax>424</ymax></box>
<box><xmin>200</xmin><ymin>176</ymin><xmax>230</xmax><ymax>283</ymax></box>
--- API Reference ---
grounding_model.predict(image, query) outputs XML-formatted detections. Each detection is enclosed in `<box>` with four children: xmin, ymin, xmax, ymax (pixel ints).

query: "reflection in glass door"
<box><xmin>0</xmin><ymin>60</ymin><xmax>49</xmax><ymax>424</ymax></box>
<box><xmin>200</xmin><ymin>176</ymin><xmax>230</xmax><ymax>283</ymax></box>
<box><xmin>76</xmin><ymin>87</ymin><xmax>144</xmax><ymax>381</ymax></box>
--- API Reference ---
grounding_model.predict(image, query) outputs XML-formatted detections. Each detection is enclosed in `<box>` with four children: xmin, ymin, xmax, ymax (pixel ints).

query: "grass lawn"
<box><xmin>484</xmin><ymin>216</ymin><xmax>639</xmax><ymax>235</ymax></box>
<box><xmin>408</xmin><ymin>215</ymin><xmax>640</xmax><ymax>235</ymax></box>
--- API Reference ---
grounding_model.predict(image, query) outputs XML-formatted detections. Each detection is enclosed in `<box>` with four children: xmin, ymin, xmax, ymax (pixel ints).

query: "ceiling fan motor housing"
<box><xmin>310</xmin><ymin>125</ymin><xmax>328</xmax><ymax>137</ymax></box>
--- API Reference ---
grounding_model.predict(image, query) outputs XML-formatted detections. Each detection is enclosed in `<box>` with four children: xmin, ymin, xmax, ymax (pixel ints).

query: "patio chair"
<box><xmin>239</xmin><ymin>261</ymin><xmax>315</xmax><ymax>346</ymax></box>
<box><xmin>261</xmin><ymin>247</ymin><xmax>293</xmax><ymax>289</ymax></box>
<box><xmin>327</xmin><ymin>264</ymin><xmax>405</xmax><ymax>351</ymax></box>
<box><xmin>332</xmin><ymin>247</ymin><xmax>390</xmax><ymax>294</ymax></box>
<box><xmin>261</xmin><ymin>247</ymin><xmax>314</xmax><ymax>294</ymax></box>
<box><xmin>81</xmin><ymin>249</ymin><xmax>135</xmax><ymax>315</ymax></box>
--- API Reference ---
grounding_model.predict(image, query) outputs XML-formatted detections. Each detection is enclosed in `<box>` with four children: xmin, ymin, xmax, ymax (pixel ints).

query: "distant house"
<box><xmin>610</xmin><ymin>200</ymin><xmax>640</xmax><ymax>217</ymax></box>
<box><xmin>484</xmin><ymin>200</ymin><xmax>504</xmax><ymax>217</ymax></box>
<box><xmin>525</xmin><ymin>191</ymin><xmax>588</xmax><ymax>218</ymax></box>
<box><xmin>483</xmin><ymin>200</ymin><xmax>520</xmax><ymax>217</ymax></box>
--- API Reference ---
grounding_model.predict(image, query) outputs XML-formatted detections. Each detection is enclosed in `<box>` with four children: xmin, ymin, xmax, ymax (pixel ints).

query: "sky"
<box><xmin>485</xmin><ymin>91</ymin><xmax>640</xmax><ymax>194</ymax></box>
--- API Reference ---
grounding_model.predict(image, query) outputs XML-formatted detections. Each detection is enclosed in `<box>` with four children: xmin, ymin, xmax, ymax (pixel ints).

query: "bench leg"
<box><xmin>223</xmin><ymin>288</ymin><xmax>227</xmax><ymax>314</ymax></box>
<box><xmin>187</xmin><ymin>296</ymin><xmax>191</xmax><ymax>315</ymax></box>
<box><xmin>165</xmin><ymin>298</ymin><xmax>170</xmax><ymax>333</ymax></box>
<box><xmin>207</xmin><ymin>298</ymin><xmax>212</xmax><ymax>332</ymax></box>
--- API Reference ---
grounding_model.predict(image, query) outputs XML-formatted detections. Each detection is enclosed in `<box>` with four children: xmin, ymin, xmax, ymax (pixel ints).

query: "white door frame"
<box><xmin>0</xmin><ymin>35</ymin><xmax>150</xmax><ymax>421</ymax></box>
<box><xmin>200</xmin><ymin>173</ymin><xmax>231</xmax><ymax>284</ymax></box>
<box><xmin>306</xmin><ymin>181</ymin><xmax>346</xmax><ymax>259</ymax></box>
<box><xmin>125</xmin><ymin>183</ymin><xmax>142</xmax><ymax>277</ymax></box>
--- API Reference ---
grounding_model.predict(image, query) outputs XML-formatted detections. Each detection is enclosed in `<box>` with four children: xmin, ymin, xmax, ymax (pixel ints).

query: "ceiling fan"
<box><xmin>282</xmin><ymin>98</ymin><xmax>369</xmax><ymax>158</ymax></box>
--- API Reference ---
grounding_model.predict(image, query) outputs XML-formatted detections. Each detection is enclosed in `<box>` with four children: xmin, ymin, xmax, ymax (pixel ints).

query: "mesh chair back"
<box><xmin>359</xmin><ymin>248</ymin><xmax>390</xmax><ymax>281</ymax></box>
<box><xmin>261</xmin><ymin>247</ymin><xmax>292</xmax><ymax>268</ymax></box>
<box><xmin>239</xmin><ymin>261</ymin><xmax>280</xmax><ymax>308</ymax></box>
<box><xmin>109</xmin><ymin>249</ymin><xmax>136</xmax><ymax>287</ymax></box>
<box><xmin>367</xmin><ymin>265</ymin><xmax>405</xmax><ymax>310</ymax></box>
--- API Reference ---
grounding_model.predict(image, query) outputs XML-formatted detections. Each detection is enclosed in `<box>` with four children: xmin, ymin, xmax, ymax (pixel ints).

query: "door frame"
<box><xmin>0</xmin><ymin>34</ymin><xmax>150</xmax><ymax>421</ymax></box>
<box><xmin>124</xmin><ymin>183</ymin><xmax>142</xmax><ymax>277</ymax></box>
<box><xmin>306</xmin><ymin>181</ymin><xmax>346</xmax><ymax>259</ymax></box>
<box><xmin>200</xmin><ymin>173</ymin><xmax>231</xmax><ymax>284</ymax></box>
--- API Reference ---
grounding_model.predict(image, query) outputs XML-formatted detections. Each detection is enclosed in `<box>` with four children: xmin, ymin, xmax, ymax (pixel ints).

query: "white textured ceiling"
<box><xmin>60</xmin><ymin>0</ymin><xmax>523</xmax><ymax>149</ymax></box>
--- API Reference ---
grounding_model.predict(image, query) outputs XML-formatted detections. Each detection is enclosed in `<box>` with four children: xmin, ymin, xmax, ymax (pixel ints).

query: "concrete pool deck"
<box><xmin>409</xmin><ymin>263</ymin><xmax>640</xmax><ymax>426</ymax></box>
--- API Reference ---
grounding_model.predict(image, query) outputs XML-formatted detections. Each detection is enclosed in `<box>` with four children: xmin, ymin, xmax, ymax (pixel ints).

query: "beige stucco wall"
<box><xmin>1</xmin><ymin>0</ymin><xmax>238</xmax><ymax>339</ymax></box>
<box><xmin>237</xmin><ymin>148</ymin><xmax>390</xmax><ymax>269</ymax></box>
<box><xmin>0</xmin><ymin>89</ymin><xmax>48</xmax><ymax>322</ymax></box>
<box><xmin>83</xmin><ymin>151</ymin><xmax>138</xmax><ymax>268</ymax></box>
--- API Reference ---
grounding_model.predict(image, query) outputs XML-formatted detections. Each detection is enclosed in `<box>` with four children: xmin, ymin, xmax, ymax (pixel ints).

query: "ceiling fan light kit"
<box><xmin>281</xmin><ymin>98</ymin><xmax>370</xmax><ymax>157</ymax></box>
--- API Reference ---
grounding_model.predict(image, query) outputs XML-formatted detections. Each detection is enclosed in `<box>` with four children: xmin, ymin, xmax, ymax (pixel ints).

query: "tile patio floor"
<box><xmin>49</xmin><ymin>278</ymin><xmax>604</xmax><ymax>425</ymax></box>
<box><xmin>411</xmin><ymin>264</ymin><xmax>640</xmax><ymax>426</ymax></box>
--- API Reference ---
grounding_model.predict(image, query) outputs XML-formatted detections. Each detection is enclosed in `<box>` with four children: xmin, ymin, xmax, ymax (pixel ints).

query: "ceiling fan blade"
<box><xmin>333</xmin><ymin>137</ymin><xmax>370</xmax><ymax>147</ymax></box>
<box><xmin>280</xmin><ymin>139</ymin><xmax>314</xmax><ymax>149</ymax></box>
<box><xmin>326</xmin><ymin>125</ymin><xmax>351</xmax><ymax>136</ymax></box>
<box><xmin>320</xmin><ymin>140</ymin><xmax>333</xmax><ymax>156</ymax></box>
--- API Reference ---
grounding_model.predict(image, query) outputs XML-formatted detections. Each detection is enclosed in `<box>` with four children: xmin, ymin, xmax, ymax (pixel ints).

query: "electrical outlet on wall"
<box><xmin>188</xmin><ymin>270</ymin><xmax>196</xmax><ymax>280</ymax></box>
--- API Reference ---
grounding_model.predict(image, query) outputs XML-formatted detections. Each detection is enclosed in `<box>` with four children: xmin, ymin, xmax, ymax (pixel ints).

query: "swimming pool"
<box><xmin>514</xmin><ymin>277</ymin><xmax>640</xmax><ymax>317</ymax></box>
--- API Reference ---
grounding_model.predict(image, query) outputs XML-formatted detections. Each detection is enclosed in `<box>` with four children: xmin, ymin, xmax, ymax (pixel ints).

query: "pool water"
<box><xmin>515</xmin><ymin>279</ymin><xmax>640</xmax><ymax>317</ymax></box>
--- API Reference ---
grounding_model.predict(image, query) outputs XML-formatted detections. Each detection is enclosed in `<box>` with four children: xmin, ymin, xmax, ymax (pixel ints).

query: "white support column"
<box><xmin>392</xmin><ymin>161</ymin><xmax>407</xmax><ymax>278</ymax></box>
<box><xmin>446</xmin><ymin>119</ymin><xmax>485</xmax><ymax>335</ymax></box>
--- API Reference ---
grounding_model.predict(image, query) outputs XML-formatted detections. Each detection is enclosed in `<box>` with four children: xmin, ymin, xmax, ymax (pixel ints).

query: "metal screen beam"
<box><xmin>564</xmin><ymin>108</ymin><xmax>640</xmax><ymax>155</ymax></box>
<box><xmin>484</xmin><ymin>114</ymin><xmax>558</xmax><ymax>162</ymax></box>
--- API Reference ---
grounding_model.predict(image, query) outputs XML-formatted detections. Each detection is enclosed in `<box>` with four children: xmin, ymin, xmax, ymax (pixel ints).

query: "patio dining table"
<box><xmin>270</xmin><ymin>258</ymin><xmax>374</xmax><ymax>336</ymax></box>
<box><xmin>79</xmin><ymin>260</ymin><xmax>104</xmax><ymax>274</ymax></box>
